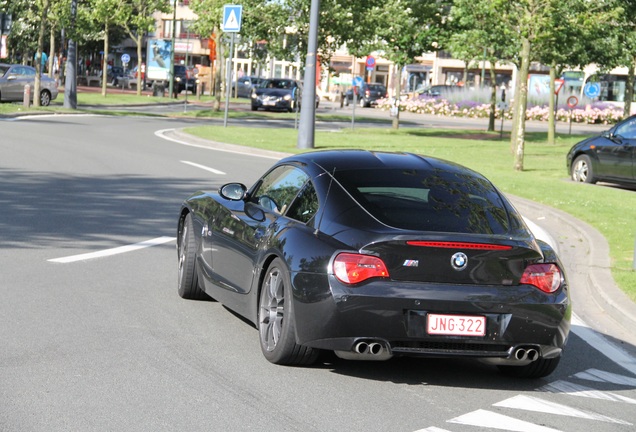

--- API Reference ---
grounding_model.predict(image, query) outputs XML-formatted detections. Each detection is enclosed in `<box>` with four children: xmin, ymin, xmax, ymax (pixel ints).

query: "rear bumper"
<box><xmin>292</xmin><ymin>274</ymin><xmax>570</xmax><ymax>360</ymax></box>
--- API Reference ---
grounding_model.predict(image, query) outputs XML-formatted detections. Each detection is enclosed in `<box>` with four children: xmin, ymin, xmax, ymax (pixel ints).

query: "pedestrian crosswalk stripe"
<box><xmin>574</xmin><ymin>368</ymin><xmax>636</xmax><ymax>386</ymax></box>
<box><xmin>494</xmin><ymin>395</ymin><xmax>632</xmax><ymax>425</ymax></box>
<box><xmin>540</xmin><ymin>380</ymin><xmax>636</xmax><ymax>404</ymax></box>
<box><xmin>448</xmin><ymin>409</ymin><xmax>562</xmax><ymax>432</ymax></box>
<box><xmin>413</xmin><ymin>427</ymin><xmax>451</xmax><ymax>432</ymax></box>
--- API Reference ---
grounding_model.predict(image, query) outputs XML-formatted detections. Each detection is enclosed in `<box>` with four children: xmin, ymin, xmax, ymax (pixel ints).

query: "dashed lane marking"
<box><xmin>48</xmin><ymin>236</ymin><xmax>175</xmax><ymax>263</ymax></box>
<box><xmin>180</xmin><ymin>160</ymin><xmax>226</xmax><ymax>175</ymax></box>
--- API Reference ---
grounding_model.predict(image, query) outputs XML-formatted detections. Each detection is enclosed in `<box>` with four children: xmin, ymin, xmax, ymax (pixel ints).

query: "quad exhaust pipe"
<box><xmin>514</xmin><ymin>347</ymin><xmax>539</xmax><ymax>362</ymax></box>
<box><xmin>335</xmin><ymin>340</ymin><xmax>393</xmax><ymax>361</ymax></box>
<box><xmin>480</xmin><ymin>345</ymin><xmax>542</xmax><ymax>366</ymax></box>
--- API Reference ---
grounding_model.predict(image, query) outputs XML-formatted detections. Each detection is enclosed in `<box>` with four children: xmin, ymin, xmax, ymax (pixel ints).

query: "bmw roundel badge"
<box><xmin>451</xmin><ymin>252</ymin><xmax>468</xmax><ymax>271</ymax></box>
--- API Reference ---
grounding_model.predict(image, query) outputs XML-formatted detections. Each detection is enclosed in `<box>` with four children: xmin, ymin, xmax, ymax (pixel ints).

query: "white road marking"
<box><xmin>180</xmin><ymin>160</ymin><xmax>226</xmax><ymax>175</ymax></box>
<box><xmin>573</xmin><ymin>368</ymin><xmax>636</xmax><ymax>386</ymax></box>
<box><xmin>571</xmin><ymin>315</ymin><xmax>636</xmax><ymax>377</ymax></box>
<box><xmin>540</xmin><ymin>380</ymin><xmax>636</xmax><ymax>404</ymax></box>
<box><xmin>154</xmin><ymin>128</ymin><xmax>281</xmax><ymax>160</ymax></box>
<box><xmin>448</xmin><ymin>409</ymin><xmax>562</xmax><ymax>432</ymax></box>
<box><xmin>494</xmin><ymin>395</ymin><xmax>631</xmax><ymax>425</ymax></box>
<box><xmin>414</xmin><ymin>428</ymin><xmax>452</xmax><ymax>432</ymax></box>
<box><xmin>48</xmin><ymin>236</ymin><xmax>176</xmax><ymax>263</ymax></box>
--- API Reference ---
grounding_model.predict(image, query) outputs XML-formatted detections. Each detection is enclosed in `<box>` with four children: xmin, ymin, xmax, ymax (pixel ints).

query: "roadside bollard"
<box><xmin>23</xmin><ymin>84</ymin><xmax>31</xmax><ymax>108</ymax></box>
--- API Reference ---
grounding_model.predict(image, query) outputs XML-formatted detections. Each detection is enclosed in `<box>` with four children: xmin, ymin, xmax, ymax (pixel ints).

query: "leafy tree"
<box><xmin>355</xmin><ymin>0</ymin><xmax>448</xmax><ymax>129</ymax></box>
<box><xmin>88</xmin><ymin>0</ymin><xmax>127</xmax><ymax>96</ymax></box>
<box><xmin>120</xmin><ymin>0</ymin><xmax>171</xmax><ymax>95</ymax></box>
<box><xmin>448</xmin><ymin>0</ymin><xmax>518</xmax><ymax>132</ymax></box>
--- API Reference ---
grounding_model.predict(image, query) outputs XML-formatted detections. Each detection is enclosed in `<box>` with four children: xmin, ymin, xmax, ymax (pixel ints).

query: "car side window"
<box><xmin>252</xmin><ymin>166</ymin><xmax>309</xmax><ymax>215</ymax></box>
<box><xmin>615</xmin><ymin>118</ymin><xmax>636</xmax><ymax>140</ymax></box>
<box><xmin>286</xmin><ymin>181</ymin><xmax>319</xmax><ymax>224</ymax></box>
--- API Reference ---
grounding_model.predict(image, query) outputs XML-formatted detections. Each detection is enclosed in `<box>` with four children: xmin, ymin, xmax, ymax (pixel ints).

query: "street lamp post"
<box><xmin>297</xmin><ymin>0</ymin><xmax>320</xmax><ymax>149</ymax></box>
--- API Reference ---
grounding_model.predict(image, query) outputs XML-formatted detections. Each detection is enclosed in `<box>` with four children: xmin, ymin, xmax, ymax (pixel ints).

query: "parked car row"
<box><xmin>0</xmin><ymin>63</ymin><xmax>59</xmax><ymax>106</ymax></box>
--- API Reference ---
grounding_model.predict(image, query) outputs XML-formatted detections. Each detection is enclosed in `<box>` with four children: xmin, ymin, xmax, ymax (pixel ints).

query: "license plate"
<box><xmin>427</xmin><ymin>314</ymin><xmax>486</xmax><ymax>337</ymax></box>
<box><xmin>264</xmin><ymin>101</ymin><xmax>276</xmax><ymax>106</ymax></box>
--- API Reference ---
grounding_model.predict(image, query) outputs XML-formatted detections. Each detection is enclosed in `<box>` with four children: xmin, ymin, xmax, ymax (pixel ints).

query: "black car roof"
<box><xmin>281</xmin><ymin>150</ymin><xmax>476</xmax><ymax>178</ymax></box>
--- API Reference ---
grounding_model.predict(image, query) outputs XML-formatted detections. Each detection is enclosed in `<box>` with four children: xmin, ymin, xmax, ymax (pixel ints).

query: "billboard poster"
<box><xmin>0</xmin><ymin>35</ymin><xmax>7</xmax><ymax>59</ymax></box>
<box><xmin>528</xmin><ymin>74</ymin><xmax>551</xmax><ymax>97</ymax></box>
<box><xmin>146</xmin><ymin>39</ymin><xmax>172</xmax><ymax>81</ymax></box>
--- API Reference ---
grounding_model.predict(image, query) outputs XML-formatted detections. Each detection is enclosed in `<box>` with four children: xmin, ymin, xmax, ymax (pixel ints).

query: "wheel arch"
<box><xmin>251</xmin><ymin>252</ymin><xmax>285</xmax><ymax>323</ymax></box>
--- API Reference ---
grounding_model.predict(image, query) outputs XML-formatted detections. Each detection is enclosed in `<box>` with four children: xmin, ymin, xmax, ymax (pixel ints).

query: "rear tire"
<box><xmin>258</xmin><ymin>258</ymin><xmax>318</xmax><ymax>365</ymax></box>
<box><xmin>497</xmin><ymin>356</ymin><xmax>561</xmax><ymax>379</ymax></box>
<box><xmin>177</xmin><ymin>213</ymin><xmax>208</xmax><ymax>300</ymax></box>
<box><xmin>571</xmin><ymin>155</ymin><xmax>597</xmax><ymax>184</ymax></box>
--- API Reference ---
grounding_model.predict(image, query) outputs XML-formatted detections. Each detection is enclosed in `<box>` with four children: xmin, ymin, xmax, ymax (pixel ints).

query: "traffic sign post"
<box><xmin>222</xmin><ymin>5</ymin><xmax>243</xmax><ymax>128</ymax></box>
<box><xmin>584</xmin><ymin>82</ymin><xmax>601</xmax><ymax>99</ymax></box>
<box><xmin>222</xmin><ymin>5</ymin><xmax>243</xmax><ymax>33</ymax></box>
<box><xmin>567</xmin><ymin>96</ymin><xmax>578</xmax><ymax>135</ymax></box>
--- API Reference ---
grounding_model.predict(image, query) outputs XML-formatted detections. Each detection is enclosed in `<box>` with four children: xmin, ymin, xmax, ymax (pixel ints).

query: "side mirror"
<box><xmin>219</xmin><ymin>183</ymin><xmax>247</xmax><ymax>201</ymax></box>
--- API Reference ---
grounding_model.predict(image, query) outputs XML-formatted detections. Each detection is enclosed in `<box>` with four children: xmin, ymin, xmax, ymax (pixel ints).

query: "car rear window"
<box><xmin>334</xmin><ymin>168</ymin><xmax>512</xmax><ymax>234</ymax></box>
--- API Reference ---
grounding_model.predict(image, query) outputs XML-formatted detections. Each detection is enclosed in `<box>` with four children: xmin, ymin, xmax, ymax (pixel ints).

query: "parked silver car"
<box><xmin>0</xmin><ymin>63</ymin><xmax>59</xmax><ymax>106</ymax></box>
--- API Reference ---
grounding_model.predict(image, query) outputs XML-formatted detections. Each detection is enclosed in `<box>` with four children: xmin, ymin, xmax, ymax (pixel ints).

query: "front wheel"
<box><xmin>571</xmin><ymin>155</ymin><xmax>597</xmax><ymax>184</ymax></box>
<box><xmin>359</xmin><ymin>98</ymin><xmax>366</xmax><ymax>108</ymax></box>
<box><xmin>177</xmin><ymin>213</ymin><xmax>208</xmax><ymax>300</ymax></box>
<box><xmin>258</xmin><ymin>258</ymin><xmax>318</xmax><ymax>365</ymax></box>
<box><xmin>497</xmin><ymin>356</ymin><xmax>561</xmax><ymax>379</ymax></box>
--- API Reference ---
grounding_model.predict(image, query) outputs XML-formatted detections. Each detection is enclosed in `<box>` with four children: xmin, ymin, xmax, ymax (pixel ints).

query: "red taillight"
<box><xmin>333</xmin><ymin>253</ymin><xmax>389</xmax><ymax>285</ymax></box>
<box><xmin>520</xmin><ymin>264</ymin><xmax>562</xmax><ymax>293</ymax></box>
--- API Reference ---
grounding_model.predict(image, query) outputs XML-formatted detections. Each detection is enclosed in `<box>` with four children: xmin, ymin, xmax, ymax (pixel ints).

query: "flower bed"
<box><xmin>376</xmin><ymin>97</ymin><xmax>624</xmax><ymax>124</ymax></box>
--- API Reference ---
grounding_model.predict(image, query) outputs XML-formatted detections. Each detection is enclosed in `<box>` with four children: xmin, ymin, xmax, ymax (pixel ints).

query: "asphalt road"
<box><xmin>1</xmin><ymin>115</ymin><xmax>635</xmax><ymax>432</ymax></box>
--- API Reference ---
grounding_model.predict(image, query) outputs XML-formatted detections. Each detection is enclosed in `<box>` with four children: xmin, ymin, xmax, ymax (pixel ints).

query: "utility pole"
<box><xmin>297</xmin><ymin>0</ymin><xmax>320</xmax><ymax>149</ymax></box>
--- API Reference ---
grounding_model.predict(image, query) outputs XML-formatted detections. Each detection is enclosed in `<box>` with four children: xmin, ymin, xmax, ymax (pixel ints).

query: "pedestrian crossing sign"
<box><xmin>222</xmin><ymin>5</ymin><xmax>242</xmax><ymax>33</ymax></box>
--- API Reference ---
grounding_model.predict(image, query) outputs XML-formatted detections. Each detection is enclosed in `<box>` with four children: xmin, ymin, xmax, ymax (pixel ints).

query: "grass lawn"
<box><xmin>183</xmin><ymin>125</ymin><xmax>636</xmax><ymax>302</ymax></box>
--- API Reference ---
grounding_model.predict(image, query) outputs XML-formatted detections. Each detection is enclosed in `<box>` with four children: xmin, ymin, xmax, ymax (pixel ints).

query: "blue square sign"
<box><xmin>223</xmin><ymin>5</ymin><xmax>243</xmax><ymax>33</ymax></box>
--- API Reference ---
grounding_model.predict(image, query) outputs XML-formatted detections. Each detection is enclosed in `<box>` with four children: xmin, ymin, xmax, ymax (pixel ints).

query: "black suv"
<box><xmin>344</xmin><ymin>83</ymin><xmax>387</xmax><ymax>107</ymax></box>
<box><xmin>173</xmin><ymin>65</ymin><xmax>196</xmax><ymax>95</ymax></box>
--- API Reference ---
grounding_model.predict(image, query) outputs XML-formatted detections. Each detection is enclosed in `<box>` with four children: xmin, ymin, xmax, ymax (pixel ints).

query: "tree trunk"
<box><xmin>488</xmin><ymin>63</ymin><xmax>496</xmax><ymax>132</ymax></box>
<box><xmin>513</xmin><ymin>38</ymin><xmax>531</xmax><ymax>171</ymax></box>
<box><xmin>213</xmin><ymin>29</ymin><xmax>222</xmax><ymax>111</ymax></box>
<box><xmin>136</xmin><ymin>34</ymin><xmax>143</xmax><ymax>96</ymax></box>
<box><xmin>624</xmin><ymin>60</ymin><xmax>635</xmax><ymax>118</ymax></box>
<box><xmin>392</xmin><ymin>64</ymin><xmax>401</xmax><ymax>130</ymax></box>
<box><xmin>102</xmin><ymin>21</ymin><xmax>109</xmax><ymax>97</ymax></box>
<box><xmin>548</xmin><ymin>66</ymin><xmax>556</xmax><ymax>145</ymax></box>
<box><xmin>33</xmin><ymin>0</ymin><xmax>50</xmax><ymax>107</ymax></box>
<box><xmin>510</xmin><ymin>62</ymin><xmax>522</xmax><ymax>154</ymax></box>
<box><xmin>48</xmin><ymin>26</ymin><xmax>55</xmax><ymax>78</ymax></box>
